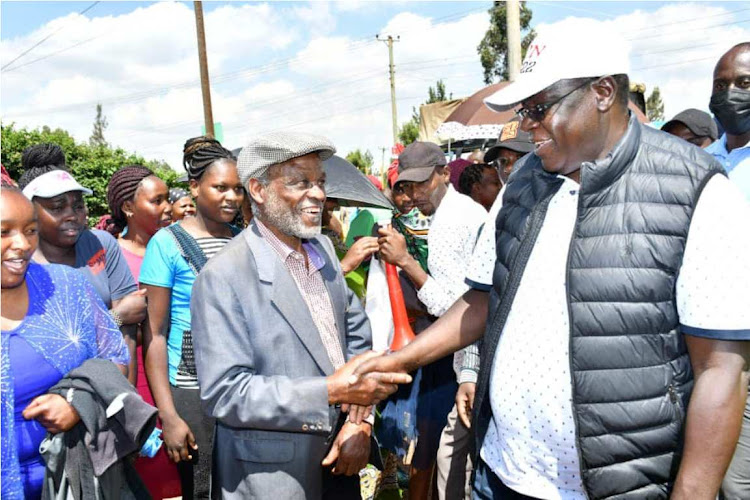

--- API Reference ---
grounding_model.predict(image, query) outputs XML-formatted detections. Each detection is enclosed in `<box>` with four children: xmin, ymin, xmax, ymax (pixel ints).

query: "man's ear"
<box><xmin>592</xmin><ymin>76</ymin><xmax>617</xmax><ymax>112</ymax></box>
<box><xmin>440</xmin><ymin>165</ymin><xmax>451</xmax><ymax>184</ymax></box>
<box><xmin>247</xmin><ymin>178</ymin><xmax>266</xmax><ymax>206</ymax></box>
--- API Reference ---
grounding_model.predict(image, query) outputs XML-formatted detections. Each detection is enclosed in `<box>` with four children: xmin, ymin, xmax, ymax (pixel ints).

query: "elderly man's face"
<box><xmin>518</xmin><ymin>78</ymin><xmax>602</xmax><ymax>176</ymax></box>
<box><xmin>258</xmin><ymin>153</ymin><xmax>326</xmax><ymax>239</ymax></box>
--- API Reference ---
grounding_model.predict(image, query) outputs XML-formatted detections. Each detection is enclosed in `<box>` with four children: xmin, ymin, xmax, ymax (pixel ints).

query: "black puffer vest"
<box><xmin>473</xmin><ymin>115</ymin><xmax>724</xmax><ymax>499</ymax></box>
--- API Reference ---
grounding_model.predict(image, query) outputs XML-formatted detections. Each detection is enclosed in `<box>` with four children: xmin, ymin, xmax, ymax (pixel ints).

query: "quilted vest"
<box><xmin>474</xmin><ymin>115</ymin><xmax>724</xmax><ymax>499</ymax></box>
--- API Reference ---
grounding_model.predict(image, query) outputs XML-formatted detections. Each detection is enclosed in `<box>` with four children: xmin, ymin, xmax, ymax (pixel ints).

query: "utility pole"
<box><xmin>506</xmin><ymin>0</ymin><xmax>522</xmax><ymax>82</ymax></box>
<box><xmin>380</xmin><ymin>146</ymin><xmax>387</xmax><ymax>187</ymax></box>
<box><xmin>377</xmin><ymin>34</ymin><xmax>400</xmax><ymax>145</ymax></box>
<box><xmin>194</xmin><ymin>1</ymin><xmax>214</xmax><ymax>138</ymax></box>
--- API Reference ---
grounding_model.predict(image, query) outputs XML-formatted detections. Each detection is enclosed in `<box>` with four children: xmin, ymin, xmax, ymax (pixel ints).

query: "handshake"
<box><xmin>326</xmin><ymin>351</ymin><xmax>412</xmax><ymax>422</ymax></box>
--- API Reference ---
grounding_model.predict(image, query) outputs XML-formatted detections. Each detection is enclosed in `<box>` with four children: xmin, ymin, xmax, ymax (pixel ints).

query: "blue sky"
<box><xmin>2</xmin><ymin>2</ymin><xmax>748</xmax><ymax>170</ymax></box>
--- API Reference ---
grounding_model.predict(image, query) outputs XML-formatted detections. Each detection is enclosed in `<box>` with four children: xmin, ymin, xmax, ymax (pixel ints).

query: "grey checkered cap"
<box><xmin>237</xmin><ymin>131</ymin><xmax>336</xmax><ymax>186</ymax></box>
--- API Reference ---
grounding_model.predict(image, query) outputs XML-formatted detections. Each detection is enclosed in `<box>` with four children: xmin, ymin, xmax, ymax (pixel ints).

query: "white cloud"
<box><xmin>2</xmin><ymin>2</ymin><xmax>747</xmax><ymax>176</ymax></box>
<box><xmin>533</xmin><ymin>4</ymin><xmax>750</xmax><ymax>119</ymax></box>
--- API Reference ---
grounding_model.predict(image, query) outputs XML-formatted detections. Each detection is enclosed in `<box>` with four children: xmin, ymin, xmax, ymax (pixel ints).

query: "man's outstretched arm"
<box><xmin>348</xmin><ymin>288</ymin><xmax>490</xmax><ymax>423</ymax></box>
<box><xmin>672</xmin><ymin>335</ymin><xmax>749</xmax><ymax>499</ymax></box>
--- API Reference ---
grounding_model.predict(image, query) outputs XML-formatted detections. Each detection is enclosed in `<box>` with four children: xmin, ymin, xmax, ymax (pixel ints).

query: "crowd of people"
<box><xmin>1</xmin><ymin>24</ymin><xmax>749</xmax><ymax>500</ymax></box>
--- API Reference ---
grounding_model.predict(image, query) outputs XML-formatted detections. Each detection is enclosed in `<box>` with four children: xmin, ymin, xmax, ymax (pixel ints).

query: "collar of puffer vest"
<box><xmin>577</xmin><ymin>112</ymin><xmax>641</xmax><ymax>196</ymax></box>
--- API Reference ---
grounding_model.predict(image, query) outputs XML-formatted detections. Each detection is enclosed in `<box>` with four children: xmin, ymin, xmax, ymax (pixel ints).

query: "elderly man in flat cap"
<box><xmin>190</xmin><ymin>131</ymin><xmax>411</xmax><ymax>499</ymax></box>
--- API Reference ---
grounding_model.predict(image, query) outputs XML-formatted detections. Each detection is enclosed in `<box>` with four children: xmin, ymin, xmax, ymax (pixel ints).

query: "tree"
<box><xmin>428</xmin><ymin>80</ymin><xmax>450</xmax><ymax>104</ymax></box>
<box><xmin>646</xmin><ymin>86</ymin><xmax>665</xmax><ymax>122</ymax></box>
<box><xmin>1</xmin><ymin>122</ymin><xmax>180</xmax><ymax>224</ymax></box>
<box><xmin>398</xmin><ymin>120</ymin><xmax>420</xmax><ymax>146</ymax></box>
<box><xmin>477</xmin><ymin>1</ymin><xmax>534</xmax><ymax>84</ymax></box>
<box><xmin>398</xmin><ymin>80</ymin><xmax>452</xmax><ymax>146</ymax></box>
<box><xmin>90</xmin><ymin>103</ymin><xmax>109</xmax><ymax>147</ymax></box>
<box><xmin>346</xmin><ymin>149</ymin><xmax>374</xmax><ymax>175</ymax></box>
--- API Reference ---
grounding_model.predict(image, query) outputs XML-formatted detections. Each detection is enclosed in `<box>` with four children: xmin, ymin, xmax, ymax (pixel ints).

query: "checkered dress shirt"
<box><xmin>256</xmin><ymin>219</ymin><xmax>346</xmax><ymax>369</ymax></box>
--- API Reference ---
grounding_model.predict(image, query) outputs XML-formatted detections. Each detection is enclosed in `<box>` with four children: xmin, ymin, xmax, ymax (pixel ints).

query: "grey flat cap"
<box><xmin>237</xmin><ymin>131</ymin><xmax>336</xmax><ymax>185</ymax></box>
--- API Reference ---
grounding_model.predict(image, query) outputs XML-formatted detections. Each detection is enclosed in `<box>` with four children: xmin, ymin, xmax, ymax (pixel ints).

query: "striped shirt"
<box><xmin>256</xmin><ymin>219</ymin><xmax>346</xmax><ymax>369</ymax></box>
<box><xmin>174</xmin><ymin>235</ymin><xmax>232</xmax><ymax>389</ymax></box>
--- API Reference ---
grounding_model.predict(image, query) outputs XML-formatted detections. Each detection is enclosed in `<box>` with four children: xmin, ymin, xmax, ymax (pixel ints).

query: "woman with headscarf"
<box><xmin>169</xmin><ymin>187</ymin><xmax>196</xmax><ymax>221</ymax></box>
<box><xmin>18</xmin><ymin>147</ymin><xmax>147</xmax><ymax>384</ymax></box>
<box><xmin>106</xmin><ymin>165</ymin><xmax>180</xmax><ymax>499</ymax></box>
<box><xmin>140</xmin><ymin>136</ymin><xmax>244</xmax><ymax>500</ymax></box>
<box><xmin>1</xmin><ymin>184</ymin><xmax>130</xmax><ymax>499</ymax></box>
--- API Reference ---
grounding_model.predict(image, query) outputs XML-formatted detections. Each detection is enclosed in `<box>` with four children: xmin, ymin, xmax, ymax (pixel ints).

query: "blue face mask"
<box><xmin>709</xmin><ymin>88</ymin><xmax>750</xmax><ymax>135</ymax></box>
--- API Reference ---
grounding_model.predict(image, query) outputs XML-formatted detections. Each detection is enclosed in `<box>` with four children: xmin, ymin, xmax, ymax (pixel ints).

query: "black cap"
<box><xmin>484</xmin><ymin>118</ymin><xmax>535</xmax><ymax>163</ymax></box>
<box><xmin>396</xmin><ymin>141</ymin><xmax>447</xmax><ymax>184</ymax></box>
<box><xmin>661</xmin><ymin>108</ymin><xmax>718</xmax><ymax>141</ymax></box>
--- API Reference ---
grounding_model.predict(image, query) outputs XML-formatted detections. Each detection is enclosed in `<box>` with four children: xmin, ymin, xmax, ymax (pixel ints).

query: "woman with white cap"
<box><xmin>18</xmin><ymin>158</ymin><xmax>147</xmax><ymax>383</ymax></box>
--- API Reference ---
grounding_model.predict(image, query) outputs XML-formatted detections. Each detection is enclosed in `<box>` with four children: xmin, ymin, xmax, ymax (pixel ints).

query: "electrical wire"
<box><xmin>2</xmin><ymin>1</ymin><xmax>100</xmax><ymax>71</ymax></box>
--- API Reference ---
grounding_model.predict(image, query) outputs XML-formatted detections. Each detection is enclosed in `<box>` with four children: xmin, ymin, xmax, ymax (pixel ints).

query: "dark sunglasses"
<box><xmin>515</xmin><ymin>79</ymin><xmax>595</xmax><ymax>122</ymax></box>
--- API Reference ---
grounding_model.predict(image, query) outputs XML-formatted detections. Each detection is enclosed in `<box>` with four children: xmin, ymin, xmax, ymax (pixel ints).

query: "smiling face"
<box><xmin>250</xmin><ymin>153</ymin><xmax>327</xmax><ymax>240</ymax></box>
<box><xmin>190</xmin><ymin>159</ymin><xmax>244</xmax><ymax>224</ymax></box>
<box><xmin>171</xmin><ymin>195</ymin><xmax>196</xmax><ymax>220</ymax></box>
<box><xmin>518</xmin><ymin>76</ymin><xmax>630</xmax><ymax>180</ymax></box>
<box><xmin>33</xmin><ymin>191</ymin><xmax>87</xmax><ymax>249</ymax></box>
<box><xmin>1</xmin><ymin>190</ymin><xmax>39</xmax><ymax>289</ymax></box>
<box><xmin>125</xmin><ymin>175</ymin><xmax>172</xmax><ymax>236</ymax></box>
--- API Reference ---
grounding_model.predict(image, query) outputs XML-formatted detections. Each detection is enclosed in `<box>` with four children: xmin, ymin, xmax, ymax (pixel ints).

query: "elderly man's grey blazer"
<box><xmin>190</xmin><ymin>221</ymin><xmax>371</xmax><ymax>499</ymax></box>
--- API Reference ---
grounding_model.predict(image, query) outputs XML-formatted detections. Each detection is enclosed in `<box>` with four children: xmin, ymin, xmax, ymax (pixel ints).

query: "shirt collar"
<box><xmin>432</xmin><ymin>184</ymin><xmax>460</xmax><ymax>222</ymax></box>
<box><xmin>255</xmin><ymin>218</ymin><xmax>324</xmax><ymax>272</ymax></box>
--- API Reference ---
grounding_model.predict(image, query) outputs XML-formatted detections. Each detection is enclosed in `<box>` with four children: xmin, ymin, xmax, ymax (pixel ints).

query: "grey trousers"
<box><xmin>436</xmin><ymin>404</ymin><xmax>473</xmax><ymax>500</ymax></box>
<box><xmin>721</xmin><ymin>392</ymin><xmax>750</xmax><ymax>500</ymax></box>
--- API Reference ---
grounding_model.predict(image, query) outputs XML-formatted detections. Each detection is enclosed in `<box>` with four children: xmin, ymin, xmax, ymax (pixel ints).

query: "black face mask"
<box><xmin>709</xmin><ymin>88</ymin><xmax>750</xmax><ymax>135</ymax></box>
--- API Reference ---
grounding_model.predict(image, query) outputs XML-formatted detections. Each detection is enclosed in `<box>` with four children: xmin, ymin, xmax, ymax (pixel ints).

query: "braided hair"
<box><xmin>182</xmin><ymin>136</ymin><xmax>234</xmax><ymax>181</ymax></box>
<box><xmin>18</xmin><ymin>143</ymin><xmax>67</xmax><ymax>190</ymax></box>
<box><xmin>106</xmin><ymin>165</ymin><xmax>154</xmax><ymax>234</ymax></box>
<box><xmin>458</xmin><ymin>163</ymin><xmax>491</xmax><ymax>196</ymax></box>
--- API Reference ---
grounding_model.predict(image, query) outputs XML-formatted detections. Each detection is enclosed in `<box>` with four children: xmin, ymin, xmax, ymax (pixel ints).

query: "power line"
<box><xmin>627</xmin><ymin>18</ymin><xmax>750</xmax><ymax>41</ymax></box>
<box><xmin>2</xmin><ymin>1</ymin><xmax>100</xmax><ymax>71</ymax></box>
<box><xmin>629</xmin><ymin>6</ymin><xmax>750</xmax><ymax>32</ymax></box>
<box><xmin>632</xmin><ymin>55</ymin><xmax>718</xmax><ymax>72</ymax></box>
<box><xmin>3</xmin><ymin>35</ymin><xmax>104</xmax><ymax>73</ymax></box>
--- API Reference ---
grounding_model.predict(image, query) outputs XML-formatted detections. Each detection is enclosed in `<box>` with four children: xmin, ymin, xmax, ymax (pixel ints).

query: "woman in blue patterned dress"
<box><xmin>1</xmin><ymin>185</ymin><xmax>130</xmax><ymax>499</ymax></box>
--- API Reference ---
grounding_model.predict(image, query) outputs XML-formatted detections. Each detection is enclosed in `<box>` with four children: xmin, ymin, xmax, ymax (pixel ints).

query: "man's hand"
<box><xmin>161</xmin><ymin>412</ymin><xmax>198</xmax><ymax>463</ymax></box>
<box><xmin>321</xmin><ymin>421</ymin><xmax>372</xmax><ymax>475</ymax></box>
<box><xmin>113</xmin><ymin>288</ymin><xmax>148</xmax><ymax>325</ymax></box>
<box><xmin>340</xmin><ymin>236</ymin><xmax>379</xmax><ymax>274</ymax></box>
<box><xmin>456</xmin><ymin>382</ymin><xmax>476</xmax><ymax>429</ymax></box>
<box><xmin>327</xmin><ymin>351</ymin><xmax>412</xmax><ymax>406</ymax></box>
<box><xmin>23</xmin><ymin>394</ymin><xmax>80</xmax><ymax>434</ymax></box>
<box><xmin>377</xmin><ymin>226</ymin><xmax>410</xmax><ymax>268</ymax></box>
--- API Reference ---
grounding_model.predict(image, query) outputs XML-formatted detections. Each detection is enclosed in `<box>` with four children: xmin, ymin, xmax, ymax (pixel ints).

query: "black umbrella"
<box><xmin>179</xmin><ymin>151</ymin><xmax>392</xmax><ymax>209</ymax></box>
<box><xmin>323</xmin><ymin>155</ymin><xmax>393</xmax><ymax>209</ymax></box>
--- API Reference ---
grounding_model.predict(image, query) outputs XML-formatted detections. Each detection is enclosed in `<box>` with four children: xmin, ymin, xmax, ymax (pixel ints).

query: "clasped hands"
<box><xmin>323</xmin><ymin>351</ymin><xmax>410</xmax><ymax>474</ymax></box>
<box><xmin>326</xmin><ymin>350</ymin><xmax>410</xmax><ymax>424</ymax></box>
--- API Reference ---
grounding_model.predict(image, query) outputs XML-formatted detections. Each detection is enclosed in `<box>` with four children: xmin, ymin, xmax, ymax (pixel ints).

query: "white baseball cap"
<box><xmin>484</xmin><ymin>20</ymin><xmax>630</xmax><ymax>112</ymax></box>
<box><xmin>22</xmin><ymin>169</ymin><xmax>93</xmax><ymax>200</ymax></box>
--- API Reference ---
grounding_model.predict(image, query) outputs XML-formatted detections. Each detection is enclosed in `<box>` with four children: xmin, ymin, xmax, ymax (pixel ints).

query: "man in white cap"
<box><xmin>189</xmin><ymin>131</ymin><xmax>411</xmax><ymax>499</ymax></box>
<box><xmin>352</xmin><ymin>21</ymin><xmax>750</xmax><ymax>500</ymax></box>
